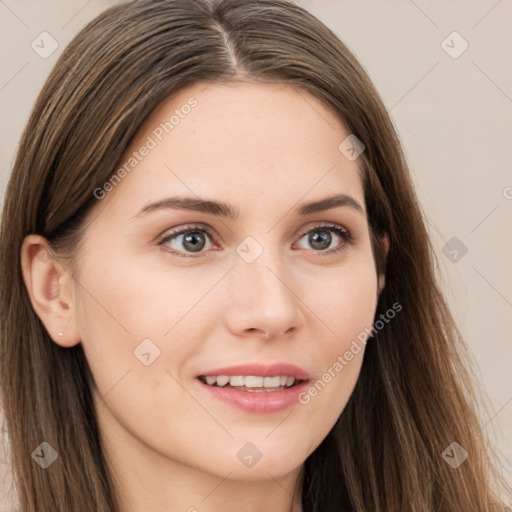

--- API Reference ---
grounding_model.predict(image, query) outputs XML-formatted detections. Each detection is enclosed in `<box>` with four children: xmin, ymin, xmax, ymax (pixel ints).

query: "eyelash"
<box><xmin>157</xmin><ymin>222</ymin><xmax>354</xmax><ymax>258</ymax></box>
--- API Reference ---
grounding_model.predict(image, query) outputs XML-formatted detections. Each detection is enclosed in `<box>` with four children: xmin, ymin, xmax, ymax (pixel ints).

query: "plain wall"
<box><xmin>1</xmin><ymin>0</ymin><xmax>511</xmax><ymax>508</ymax></box>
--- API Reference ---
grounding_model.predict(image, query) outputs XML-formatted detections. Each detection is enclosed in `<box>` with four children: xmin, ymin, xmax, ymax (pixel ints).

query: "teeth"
<box><xmin>216</xmin><ymin>375</ymin><xmax>230</xmax><ymax>387</ymax></box>
<box><xmin>245</xmin><ymin>376</ymin><xmax>263</xmax><ymax>387</ymax></box>
<box><xmin>264</xmin><ymin>376</ymin><xmax>281</xmax><ymax>387</ymax></box>
<box><xmin>229</xmin><ymin>375</ymin><xmax>245</xmax><ymax>386</ymax></box>
<box><xmin>202</xmin><ymin>375</ymin><xmax>297</xmax><ymax>388</ymax></box>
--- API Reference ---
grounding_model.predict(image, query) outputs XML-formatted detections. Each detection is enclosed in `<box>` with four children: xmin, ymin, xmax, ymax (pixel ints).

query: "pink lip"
<box><xmin>198</xmin><ymin>363</ymin><xmax>310</xmax><ymax>380</ymax></box>
<box><xmin>196</xmin><ymin>363</ymin><xmax>310</xmax><ymax>414</ymax></box>
<box><xmin>196</xmin><ymin>378</ymin><xmax>310</xmax><ymax>413</ymax></box>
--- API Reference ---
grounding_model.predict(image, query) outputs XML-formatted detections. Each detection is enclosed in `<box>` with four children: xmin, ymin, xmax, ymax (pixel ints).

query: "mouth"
<box><xmin>197</xmin><ymin>374</ymin><xmax>307</xmax><ymax>392</ymax></box>
<box><xmin>195</xmin><ymin>363</ymin><xmax>310</xmax><ymax>413</ymax></box>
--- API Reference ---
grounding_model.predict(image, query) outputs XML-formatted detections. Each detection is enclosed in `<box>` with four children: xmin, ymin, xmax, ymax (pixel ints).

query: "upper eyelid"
<box><xmin>158</xmin><ymin>223</ymin><xmax>215</xmax><ymax>243</ymax></box>
<box><xmin>297</xmin><ymin>223</ymin><xmax>349</xmax><ymax>237</ymax></box>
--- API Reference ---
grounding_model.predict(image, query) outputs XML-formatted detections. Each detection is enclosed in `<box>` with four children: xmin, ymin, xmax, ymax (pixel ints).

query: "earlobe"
<box><xmin>20</xmin><ymin>234</ymin><xmax>81</xmax><ymax>347</ymax></box>
<box><xmin>378</xmin><ymin>274</ymin><xmax>385</xmax><ymax>296</ymax></box>
<box><xmin>380</xmin><ymin>232</ymin><xmax>390</xmax><ymax>258</ymax></box>
<box><xmin>377</xmin><ymin>232</ymin><xmax>390</xmax><ymax>296</ymax></box>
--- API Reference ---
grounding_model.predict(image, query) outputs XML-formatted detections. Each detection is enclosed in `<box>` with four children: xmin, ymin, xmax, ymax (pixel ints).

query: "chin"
<box><xmin>226</xmin><ymin>442</ymin><xmax>307</xmax><ymax>482</ymax></box>
<box><xmin>224</xmin><ymin>460</ymin><xmax>304</xmax><ymax>482</ymax></box>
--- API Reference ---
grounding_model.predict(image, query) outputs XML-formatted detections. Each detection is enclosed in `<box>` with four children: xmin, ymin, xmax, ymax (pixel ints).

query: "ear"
<box><xmin>377</xmin><ymin>232</ymin><xmax>390</xmax><ymax>295</ymax></box>
<box><xmin>20</xmin><ymin>234</ymin><xmax>81</xmax><ymax>347</ymax></box>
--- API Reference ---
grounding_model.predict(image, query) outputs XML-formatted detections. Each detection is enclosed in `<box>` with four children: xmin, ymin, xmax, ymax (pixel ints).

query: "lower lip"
<box><xmin>196</xmin><ymin>379</ymin><xmax>310</xmax><ymax>413</ymax></box>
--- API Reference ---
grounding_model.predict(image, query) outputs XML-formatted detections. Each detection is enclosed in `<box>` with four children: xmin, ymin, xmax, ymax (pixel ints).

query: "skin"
<box><xmin>22</xmin><ymin>81</ymin><xmax>388</xmax><ymax>512</ymax></box>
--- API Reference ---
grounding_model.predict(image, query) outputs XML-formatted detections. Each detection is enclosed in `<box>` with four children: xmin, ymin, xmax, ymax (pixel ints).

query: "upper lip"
<box><xmin>198</xmin><ymin>363</ymin><xmax>310</xmax><ymax>380</ymax></box>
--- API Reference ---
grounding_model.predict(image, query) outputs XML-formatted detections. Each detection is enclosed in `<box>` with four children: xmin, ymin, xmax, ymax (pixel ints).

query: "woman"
<box><xmin>0</xmin><ymin>0</ymin><xmax>509</xmax><ymax>510</ymax></box>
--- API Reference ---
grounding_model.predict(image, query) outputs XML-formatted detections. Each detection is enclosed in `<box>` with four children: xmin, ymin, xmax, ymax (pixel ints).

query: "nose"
<box><xmin>223</xmin><ymin>245</ymin><xmax>305</xmax><ymax>341</ymax></box>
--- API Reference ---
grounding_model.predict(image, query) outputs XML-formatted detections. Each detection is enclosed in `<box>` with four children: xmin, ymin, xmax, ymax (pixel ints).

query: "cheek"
<box><xmin>312</xmin><ymin>253</ymin><xmax>378</xmax><ymax>349</ymax></box>
<box><xmin>72</xmin><ymin>249</ymin><xmax>232</xmax><ymax>408</ymax></box>
<box><xmin>295</xmin><ymin>257</ymin><xmax>378</xmax><ymax>426</ymax></box>
<box><xmin>76</xmin><ymin>248</ymin><xmax>227</xmax><ymax>337</ymax></box>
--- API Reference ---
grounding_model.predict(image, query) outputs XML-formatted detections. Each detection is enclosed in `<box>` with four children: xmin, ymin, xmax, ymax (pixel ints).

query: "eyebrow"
<box><xmin>135</xmin><ymin>193</ymin><xmax>365</xmax><ymax>220</ymax></box>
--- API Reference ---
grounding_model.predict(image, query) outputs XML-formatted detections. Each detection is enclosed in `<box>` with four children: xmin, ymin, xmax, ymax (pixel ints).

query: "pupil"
<box><xmin>184</xmin><ymin>232</ymin><xmax>205</xmax><ymax>252</ymax></box>
<box><xmin>310</xmin><ymin>231</ymin><xmax>331</xmax><ymax>250</ymax></box>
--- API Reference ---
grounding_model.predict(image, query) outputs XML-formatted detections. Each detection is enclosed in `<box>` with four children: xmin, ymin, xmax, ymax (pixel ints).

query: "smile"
<box><xmin>198</xmin><ymin>374</ymin><xmax>301</xmax><ymax>391</ymax></box>
<box><xmin>195</xmin><ymin>363</ymin><xmax>311</xmax><ymax>413</ymax></box>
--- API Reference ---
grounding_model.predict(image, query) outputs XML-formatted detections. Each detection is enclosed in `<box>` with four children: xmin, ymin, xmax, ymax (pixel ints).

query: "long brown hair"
<box><xmin>0</xmin><ymin>0</ymin><xmax>509</xmax><ymax>510</ymax></box>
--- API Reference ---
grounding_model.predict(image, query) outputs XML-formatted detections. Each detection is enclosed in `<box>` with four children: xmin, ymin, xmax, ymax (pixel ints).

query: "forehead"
<box><xmin>101</xmin><ymin>81</ymin><xmax>365</xmax><ymax>217</ymax></box>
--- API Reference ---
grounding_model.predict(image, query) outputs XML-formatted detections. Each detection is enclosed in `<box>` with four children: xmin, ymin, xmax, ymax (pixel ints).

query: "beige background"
<box><xmin>1</xmin><ymin>0</ymin><xmax>511</xmax><ymax>508</ymax></box>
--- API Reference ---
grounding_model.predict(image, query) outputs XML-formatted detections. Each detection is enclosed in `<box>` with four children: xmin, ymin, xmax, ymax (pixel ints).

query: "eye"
<box><xmin>294</xmin><ymin>223</ymin><xmax>353</xmax><ymax>255</ymax></box>
<box><xmin>158</xmin><ymin>224</ymin><xmax>216</xmax><ymax>257</ymax></box>
<box><xmin>157</xmin><ymin>222</ymin><xmax>353</xmax><ymax>257</ymax></box>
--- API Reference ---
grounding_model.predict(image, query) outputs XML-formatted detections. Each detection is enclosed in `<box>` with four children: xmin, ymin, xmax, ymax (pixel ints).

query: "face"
<box><xmin>67</xmin><ymin>81</ymin><xmax>381</xmax><ymax>481</ymax></box>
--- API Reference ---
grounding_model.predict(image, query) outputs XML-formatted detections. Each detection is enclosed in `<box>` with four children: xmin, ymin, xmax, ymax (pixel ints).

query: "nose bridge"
<box><xmin>225</xmin><ymin>234</ymin><xmax>303</xmax><ymax>337</ymax></box>
<box><xmin>236</xmin><ymin>234</ymin><xmax>290</xmax><ymax>301</ymax></box>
